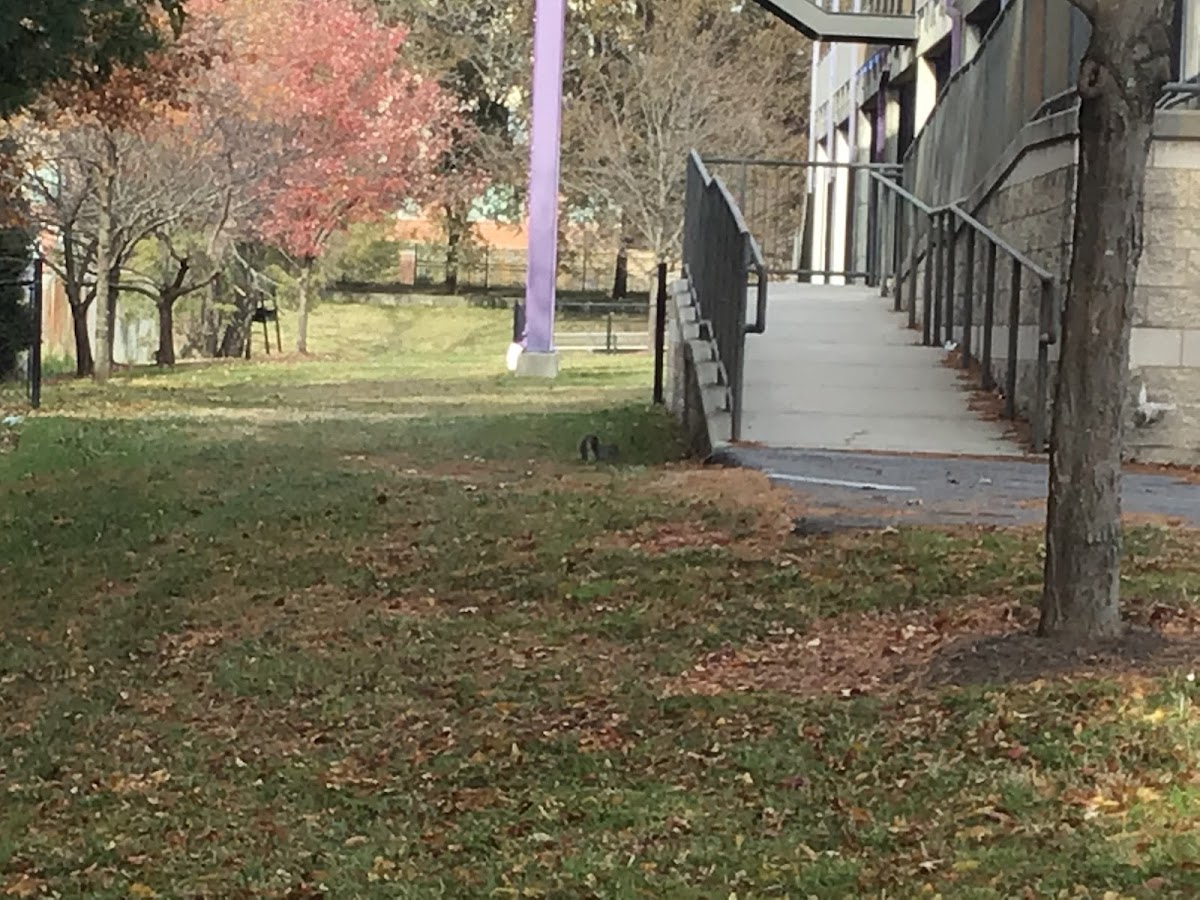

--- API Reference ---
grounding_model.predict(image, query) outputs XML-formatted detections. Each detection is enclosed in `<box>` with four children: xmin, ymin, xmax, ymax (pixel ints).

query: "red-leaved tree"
<box><xmin>197</xmin><ymin>0</ymin><xmax>456</xmax><ymax>352</ymax></box>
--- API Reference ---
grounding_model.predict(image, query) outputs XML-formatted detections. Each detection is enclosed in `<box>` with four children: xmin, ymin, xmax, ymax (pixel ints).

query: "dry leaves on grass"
<box><xmin>662</xmin><ymin>596</ymin><xmax>1200</xmax><ymax>700</ymax></box>
<box><xmin>587</xmin><ymin>467</ymin><xmax>800</xmax><ymax>558</ymax></box>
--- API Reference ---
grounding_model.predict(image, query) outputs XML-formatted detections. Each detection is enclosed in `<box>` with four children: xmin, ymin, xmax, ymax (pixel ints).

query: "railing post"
<box><xmin>844</xmin><ymin>165</ymin><xmax>857</xmax><ymax>284</ymax></box>
<box><xmin>945</xmin><ymin>214</ymin><xmax>956</xmax><ymax>348</ymax></box>
<box><xmin>653</xmin><ymin>262</ymin><xmax>667</xmax><ymax>404</ymax></box>
<box><xmin>1006</xmin><ymin>259</ymin><xmax>1022</xmax><ymax>420</ymax></box>
<box><xmin>866</xmin><ymin>174</ymin><xmax>880</xmax><ymax>288</ymax></box>
<box><xmin>932</xmin><ymin>212</ymin><xmax>945</xmax><ymax>346</ymax></box>
<box><xmin>892</xmin><ymin>187</ymin><xmax>905</xmax><ymax>312</ymax></box>
<box><xmin>982</xmin><ymin>242</ymin><xmax>997</xmax><ymax>390</ymax></box>
<box><xmin>961</xmin><ymin>228</ymin><xmax>976</xmax><ymax>369</ymax></box>
<box><xmin>1032</xmin><ymin>278</ymin><xmax>1053</xmax><ymax>452</ymax></box>
<box><xmin>922</xmin><ymin>214</ymin><xmax>935</xmax><ymax>345</ymax></box>
<box><xmin>824</xmin><ymin>175</ymin><xmax>836</xmax><ymax>285</ymax></box>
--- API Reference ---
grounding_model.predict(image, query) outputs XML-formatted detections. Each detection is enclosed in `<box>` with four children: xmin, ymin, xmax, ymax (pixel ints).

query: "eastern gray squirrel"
<box><xmin>579</xmin><ymin>433</ymin><xmax>620</xmax><ymax>462</ymax></box>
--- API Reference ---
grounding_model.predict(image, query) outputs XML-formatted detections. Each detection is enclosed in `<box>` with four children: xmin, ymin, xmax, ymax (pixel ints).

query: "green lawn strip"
<box><xmin>5</xmin><ymin>306</ymin><xmax>1200</xmax><ymax>896</ymax></box>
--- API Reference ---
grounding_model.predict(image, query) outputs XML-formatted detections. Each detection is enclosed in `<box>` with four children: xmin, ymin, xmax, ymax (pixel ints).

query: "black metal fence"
<box><xmin>706</xmin><ymin>158</ymin><xmax>903</xmax><ymax>285</ymax></box>
<box><xmin>409</xmin><ymin>244</ymin><xmax>615</xmax><ymax>294</ymax></box>
<box><xmin>510</xmin><ymin>298</ymin><xmax>652</xmax><ymax>354</ymax></box>
<box><xmin>869</xmin><ymin>174</ymin><xmax>1059</xmax><ymax>450</ymax></box>
<box><xmin>682</xmin><ymin>151</ymin><xmax>767</xmax><ymax>440</ymax></box>
<box><xmin>0</xmin><ymin>255</ymin><xmax>43</xmax><ymax>411</ymax></box>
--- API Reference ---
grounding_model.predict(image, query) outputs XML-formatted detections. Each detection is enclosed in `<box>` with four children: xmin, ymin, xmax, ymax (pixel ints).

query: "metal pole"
<box><xmin>653</xmin><ymin>262</ymin><xmax>667</xmax><ymax>404</ymax></box>
<box><xmin>606</xmin><ymin>311</ymin><xmax>613</xmax><ymax>353</ymax></box>
<box><xmin>521</xmin><ymin>0</ymin><xmax>566</xmax><ymax>366</ymax></box>
<box><xmin>866</xmin><ymin>174</ymin><xmax>880</xmax><ymax>288</ymax></box>
<box><xmin>843</xmin><ymin>166</ymin><xmax>857</xmax><ymax>284</ymax></box>
<box><xmin>922</xmin><ymin>214</ymin><xmax>935</xmax><ymax>345</ymax></box>
<box><xmin>29</xmin><ymin>257</ymin><xmax>43</xmax><ymax>410</ymax></box>
<box><xmin>982</xmin><ymin>242</ymin><xmax>997</xmax><ymax>390</ymax></box>
<box><xmin>961</xmin><ymin>228</ymin><xmax>976</xmax><ymax>368</ymax></box>
<box><xmin>1006</xmin><ymin>259</ymin><xmax>1022</xmax><ymax>419</ymax></box>
<box><xmin>892</xmin><ymin>189</ymin><xmax>905</xmax><ymax>312</ymax></box>
<box><xmin>945</xmin><ymin>215</ymin><xmax>956</xmax><ymax>346</ymax></box>
<box><xmin>933</xmin><ymin>212</ymin><xmax>945</xmax><ymax>347</ymax></box>
<box><xmin>1033</xmin><ymin>278</ymin><xmax>1053</xmax><ymax>452</ymax></box>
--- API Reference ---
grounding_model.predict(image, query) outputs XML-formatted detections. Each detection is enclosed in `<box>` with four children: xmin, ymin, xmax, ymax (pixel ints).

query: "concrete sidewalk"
<box><xmin>725</xmin><ymin>446</ymin><xmax>1200</xmax><ymax>530</ymax></box>
<box><xmin>741</xmin><ymin>283</ymin><xmax>1022</xmax><ymax>456</ymax></box>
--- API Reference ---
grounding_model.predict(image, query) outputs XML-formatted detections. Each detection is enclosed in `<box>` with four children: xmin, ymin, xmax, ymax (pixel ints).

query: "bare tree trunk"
<box><xmin>199</xmin><ymin>277</ymin><xmax>221</xmax><ymax>357</ymax></box>
<box><xmin>65</xmin><ymin>279</ymin><xmax>94</xmax><ymax>378</ymax></box>
<box><xmin>1041</xmin><ymin>0</ymin><xmax>1172</xmax><ymax>643</ymax></box>
<box><xmin>156</xmin><ymin>299</ymin><xmax>176</xmax><ymax>366</ymax></box>
<box><xmin>296</xmin><ymin>257</ymin><xmax>313</xmax><ymax>354</ymax></box>
<box><xmin>611</xmin><ymin>242</ymin><xmax>629</xmax><ymax>300</ymax></box>
<box><xmin>106</xmin><ymin>269</ymin><xmax>119</xmax><ymax>367</ymax></box>
<box><xmin>93</xmin><ymin>154</ymin><xmax>116</xmax><ymax>382</ymax></box>
<box><xmin>445</xmin><ymin>212</ymin><xmax>466</xmax><ymax>294</ymax></box>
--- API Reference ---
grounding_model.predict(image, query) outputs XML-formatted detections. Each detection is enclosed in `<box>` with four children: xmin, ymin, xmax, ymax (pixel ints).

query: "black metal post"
<box><xmin>606</xmin><ymin>311</ymin><xmax>614</xmax><ymax>353</ymax></box>
<box><xmin>961</xmin><ymin>228</ymin><xmax>976</xmax><ymax>369</ymax></box>
<box><xmin>892</xmin><ymin>190</ymin><xmax>905</xmax><ymax>312</ymax></box>
<box><xmin>945</xmin><ymin>216</ymin><xmax>956</xmax><ymax>346</ymax></box>
<box><xmin>933</xmin><ymin>212</ymin><xmax>946</xmax><ymax>347</ymax></box>
<box><xmin>866</xmin><ymin>175</ymin><xmax>880</xmax><ymax>288</ymax></box>
<box><xmin>824</xmin><ymin>176</ymin><xmax>836</xmax><ymax>284</ymax></box>
<box><xmin>1006</xmin><ymin>259</ymin><xmax>1022</xmax><ymax>419</ymax></box>
<box><xmin>843</xmin><ymin>167</ymin><xmax>857</xmax><ymax>284</ymax></box>
<box><xmin>982</xmin><ymin>242</ymin><xmax>997</xmax><ymax>390</ymax></box>
<box><xmin>512</xmin><ymin>301</ymin><xmax>526</xmax><ymax>343</ymax></box>
<box><xmin>1033</xmin><ymin>278</ymin><xmax>1053</xmax><ymax>451</ymax></box>
<box><xmin>653</xmin><ymin>262</ymin><xmax>667</xmax><ymax>404</ymax></box>
<box><xmin>29</xmin><ymin>257</ymin><xmax>43</xmax><ymax>410</ymax></box>
<box><xmin>922</xmin><ymin>215</ymin><xmax>935</xmax><ymax>345</ymax></box>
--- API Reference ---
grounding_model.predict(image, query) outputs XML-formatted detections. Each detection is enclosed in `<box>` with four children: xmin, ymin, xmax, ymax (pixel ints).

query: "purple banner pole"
<box><xmin>518</xmin><ymin>0</ymin><xmax>566</xmax><ymax>375</ymax></box>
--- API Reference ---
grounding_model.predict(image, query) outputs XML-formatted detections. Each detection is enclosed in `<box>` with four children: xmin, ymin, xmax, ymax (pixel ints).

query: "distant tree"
<box><xmin>377</xmin><ymin>0</ymin><xmax>527</xmax><ymax>292</ymax></box>
<box><xmin>560</xmin><ymin>0</ymin><xmax>810</xmax><ymax>262</ymax></box>
<box><xmin>203</xmin><ymin>0</ymin><xmax>456</xmax><ymax>352</ymax></box>
<box><xmin>0</xmin><ymin>1</ymin><xmax>185</xmax><ymax>119</ymax></box>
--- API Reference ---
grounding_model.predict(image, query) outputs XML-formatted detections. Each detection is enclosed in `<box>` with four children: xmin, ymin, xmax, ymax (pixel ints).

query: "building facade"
<box><xmin>784</xmin><ymin>0</ymin><xmax>1200</xmax><ymax>463</ymax></box>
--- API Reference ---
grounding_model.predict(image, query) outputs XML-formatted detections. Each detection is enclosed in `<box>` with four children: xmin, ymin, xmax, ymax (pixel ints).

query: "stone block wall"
<box><xmin>906</xmin><ymin>110</ymin><xmax>1200</xmax><ymax>463</ymax></box>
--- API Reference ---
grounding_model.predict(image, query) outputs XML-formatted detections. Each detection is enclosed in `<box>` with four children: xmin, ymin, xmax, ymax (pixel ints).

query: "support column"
<box><xmin>914</xmin><ymin>56</ymin><xmax>938</xmax><ymax>135</ymax></box>
<box><xmin>517</xmin><ymin>0</ymin><xmax>565</xmax><ymax>378</ymax></box>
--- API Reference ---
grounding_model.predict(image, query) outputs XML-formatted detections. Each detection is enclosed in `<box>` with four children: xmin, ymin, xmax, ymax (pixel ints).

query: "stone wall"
<box><xmin>907</xmin><ymin>108</ymin><xmax>1200</xmax><ymax>464</ymax></box>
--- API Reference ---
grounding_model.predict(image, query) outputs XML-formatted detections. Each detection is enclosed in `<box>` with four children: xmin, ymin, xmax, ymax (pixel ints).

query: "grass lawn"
<box><xmin>3</xmin><ymin>304</ymin><xmax>1200</xmax><ymax>898</ymax></box>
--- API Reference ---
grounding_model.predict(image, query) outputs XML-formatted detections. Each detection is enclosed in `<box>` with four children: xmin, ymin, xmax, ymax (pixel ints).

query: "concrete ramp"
<box><xmin>740</xmin><ymin>284</ymin><xmax>1023</xmax><ymax>456</ymax></box>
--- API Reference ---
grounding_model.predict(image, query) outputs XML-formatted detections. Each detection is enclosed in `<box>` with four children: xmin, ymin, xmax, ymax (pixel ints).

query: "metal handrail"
<box><xmin>868</xmin><ymin>171</ymin><xmax>1060</xmax><ymax>451</ymax></box>
<box><xmin>1157</xmin><ymin>80</ymin><xmax>1200</xmax><ymax>110</ymax></box>
<box><xmin>684</xmin><ymin>150</ymin><xmax>771</xmax><ymax>440</ymax></box>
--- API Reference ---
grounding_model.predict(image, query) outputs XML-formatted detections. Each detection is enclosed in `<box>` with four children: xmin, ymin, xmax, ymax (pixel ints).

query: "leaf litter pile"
<box><xmin>5</xmin><ymin>396</ymin><xmax>1200</xmax><ymax>897</ymax></box>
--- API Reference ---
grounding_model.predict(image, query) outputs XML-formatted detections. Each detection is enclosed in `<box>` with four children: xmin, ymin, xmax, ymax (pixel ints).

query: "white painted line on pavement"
<box><xmin>767</xmin><ymin>472</ymin><xmax>918</xmax><ymax>493</ymax></box>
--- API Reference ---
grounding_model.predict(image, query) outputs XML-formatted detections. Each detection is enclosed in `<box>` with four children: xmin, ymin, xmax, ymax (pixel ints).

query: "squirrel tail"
<box><xmin>579</xmin><ymin>433</ymin><xmax>599</xmax><ymax>461</ymax></box>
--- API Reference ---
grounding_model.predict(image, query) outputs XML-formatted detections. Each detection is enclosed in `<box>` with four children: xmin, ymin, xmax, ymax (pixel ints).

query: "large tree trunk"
<box><xmin>445</xmin><ymin>212</ymin><xmax>466</xmax><ymax>294</ymax></box>
<box><xmin>93</xmin><ymin>160</ymin><xmax>115</xmax><ymax>383</ymax></box>
<box><xmin>199</xmin><ymin>277</ymin><xmax>221</xmax><ymax>357</ymax></box>
<box><xmin>296</xmin><ymin>257</ymin><xmax>313</xmax><ymax>354</ymax></box>
<box><xmin>611</xmin><ymin>243</ymin><xmax>629</xmax><ymax>301</ymax></box>
<box><xmin>1040</xmin><ymin>1</ymin><xmax>1172</xmax><ymax>642</ymax></box>
<box><xmin>157</xmin><ymin>299</ymin><xmax>176</xmax><ymax>367</ymax></box>
<box><xmin>69</xmin><ymin>299</ymin><xmax>94</xmax><ymax>378</ymax></box>
<box><xmin>106</xmin><ymin>270</ymin><xmax>119</xmax><ymax>367</ymax></box>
